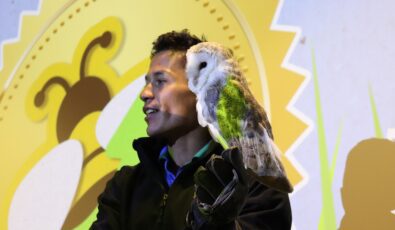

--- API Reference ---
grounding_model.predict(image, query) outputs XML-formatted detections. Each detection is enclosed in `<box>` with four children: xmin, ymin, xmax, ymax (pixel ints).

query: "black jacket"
<box><xmin>91</xmin><ymin>137</ymin><xmax>292</xmax><ymax>229</ymax></box>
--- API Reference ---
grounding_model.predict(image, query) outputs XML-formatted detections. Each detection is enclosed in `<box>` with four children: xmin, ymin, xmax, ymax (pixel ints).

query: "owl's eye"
<box><xmin>199</xmin><ymin>62</ymin><xmax>207</xmax><ymax>70</ymax></box>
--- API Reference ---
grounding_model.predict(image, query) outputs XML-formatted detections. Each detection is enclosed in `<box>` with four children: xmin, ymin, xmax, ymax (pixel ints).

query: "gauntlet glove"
<box><xmin>187</xmin><ymin>147</ymin><xmax>249</xmax><ymax>229</ymax></box>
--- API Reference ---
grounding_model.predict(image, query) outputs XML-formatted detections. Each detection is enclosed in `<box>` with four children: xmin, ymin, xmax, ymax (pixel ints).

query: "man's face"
<box><xmin>140</xmin><ymin>50</ymin><xmax>199</xmax><ymax>140</ymax></box>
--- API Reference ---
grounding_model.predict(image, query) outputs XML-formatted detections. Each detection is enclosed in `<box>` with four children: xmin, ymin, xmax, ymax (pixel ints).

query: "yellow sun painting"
<box><xmin>0</xmin><ymin>0</ymin><xmax>310</xmax><ymax>228</ymax></box>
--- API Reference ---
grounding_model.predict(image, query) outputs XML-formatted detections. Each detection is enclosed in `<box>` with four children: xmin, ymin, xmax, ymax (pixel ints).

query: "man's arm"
<box><xmin>187</xmin><ymin>148</ymin><xmax>292</xmax><ymax>230</ymax></box>
<box><xmin>237</xmin><ymin>182</ymin><xmax>292</xmax><ymax>229</ymax></box>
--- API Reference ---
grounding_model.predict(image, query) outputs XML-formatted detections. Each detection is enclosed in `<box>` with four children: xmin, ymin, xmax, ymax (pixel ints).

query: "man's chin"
<box><xmin>147</xmin><ymin>128</ymin><xmax>165</xmax><ymax>138</ymax></box>
<box><xmin>148</xmin><ymin>128</ymin><xmax>179</xmax><ymax>144</ymax></box>
<box><xmin>146</xmin><ymin>129</ymin><xmax>157</xmax><ymax>137</ymax></box>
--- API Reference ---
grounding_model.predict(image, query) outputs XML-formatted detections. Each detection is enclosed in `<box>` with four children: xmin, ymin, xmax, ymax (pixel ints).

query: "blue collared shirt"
<box><xmin>159</xmin><ymin>141</ymin><xmax>212</xmax><ymax>187</ymax></box>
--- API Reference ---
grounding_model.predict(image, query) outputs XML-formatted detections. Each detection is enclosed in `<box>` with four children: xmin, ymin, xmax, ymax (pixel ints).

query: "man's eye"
<box><xmin>153</xmin><ymin>79</ymin><xmax>165</xmax><ymax>87</ymax></box>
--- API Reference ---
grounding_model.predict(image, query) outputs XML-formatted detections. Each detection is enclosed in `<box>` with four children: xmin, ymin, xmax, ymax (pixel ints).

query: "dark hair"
<box><xmin>151</xmin><ymin>29</ymin><xmax>206</xmax><ymax>57</ymax></box>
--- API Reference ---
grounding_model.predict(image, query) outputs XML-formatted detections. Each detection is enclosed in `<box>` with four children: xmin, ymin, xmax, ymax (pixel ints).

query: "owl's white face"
<box><xmin>186</xmin><ymin>51</ymin><xmax>217</xmax><ymax>93</ymax></box>
<box><xmin>186</xmin><ymin>42</ymin><xmax>231</xmax><ymax>94</ymax></box>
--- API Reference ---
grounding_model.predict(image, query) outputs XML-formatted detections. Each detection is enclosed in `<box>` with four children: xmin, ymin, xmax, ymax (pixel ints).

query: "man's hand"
<box><xmin>187</xmin><ymin>147</ymin><xmax>249</xmax><ymax>229</ymax></box>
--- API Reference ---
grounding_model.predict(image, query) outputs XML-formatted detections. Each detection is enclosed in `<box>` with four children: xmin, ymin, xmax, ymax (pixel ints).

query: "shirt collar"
<box><xmin>159</xmin><ymin>140</ymin><xmax>213</xmax><ymax>163</ymax></box>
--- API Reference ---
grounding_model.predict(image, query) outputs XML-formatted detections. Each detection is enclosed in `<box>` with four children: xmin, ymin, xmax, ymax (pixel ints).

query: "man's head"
<box><xmin>150</xmin><ymin>29</ymin><xmax>205</xmax><ymax>58</ymax></box>
<box><xmin>140</xmin><ymin>30</ymin><xmax>205</xmax><ymax>141</ymax></box>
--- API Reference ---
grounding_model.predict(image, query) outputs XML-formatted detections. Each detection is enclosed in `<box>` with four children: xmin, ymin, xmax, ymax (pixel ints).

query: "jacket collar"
<box><xmin>133</xmin><ymin>137</ymin><xmax>167</xmax><ymax>163</ymax></box>
<box><xmin>132</xmin><ymin>137</ymin><xmax>223</xmax><ymax>183</ymax></box>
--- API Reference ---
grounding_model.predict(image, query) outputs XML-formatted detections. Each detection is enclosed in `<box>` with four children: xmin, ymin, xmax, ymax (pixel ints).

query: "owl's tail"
<box><xmin>229</xmin><ymin>128</ymin><xmax>293</xmax><ymax>193</ymax></box>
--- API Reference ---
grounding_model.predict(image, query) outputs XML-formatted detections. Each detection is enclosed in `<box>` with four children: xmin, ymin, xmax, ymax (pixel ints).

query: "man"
<box><xmin>91</xmin><ymin>30</ymin><xmax>292</xmax><ymax>229</ymax></box>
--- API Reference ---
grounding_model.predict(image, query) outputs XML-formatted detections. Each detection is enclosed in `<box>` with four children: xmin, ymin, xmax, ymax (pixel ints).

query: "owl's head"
<box><xmin>186</xmin><ymin>42</ymin><xmax>233</xmax><ymax>93</ymax></box>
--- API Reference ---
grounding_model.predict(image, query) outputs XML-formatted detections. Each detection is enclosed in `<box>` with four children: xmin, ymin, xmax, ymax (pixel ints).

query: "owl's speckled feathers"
<box><xmin>186</xmin><ymin>42</ymin><xmax>292</xmax><ymax>193</ymax></box>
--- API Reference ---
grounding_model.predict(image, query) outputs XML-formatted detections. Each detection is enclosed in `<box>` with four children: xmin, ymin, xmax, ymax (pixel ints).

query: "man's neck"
<box><xmin>168</xmin><ymin>127</ymin><xmax>211</xmax><ymax>166</ymax></box>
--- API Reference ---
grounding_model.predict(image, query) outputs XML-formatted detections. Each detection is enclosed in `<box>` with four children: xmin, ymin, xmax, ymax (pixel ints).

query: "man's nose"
<box><xmin>140</xmin><ymin>83</ymin><xmax>154</xmax><ymax>103</ymax></box>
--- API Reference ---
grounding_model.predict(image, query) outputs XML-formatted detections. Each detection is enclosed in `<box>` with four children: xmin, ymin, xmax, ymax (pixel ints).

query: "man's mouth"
<box><xmin>146</xmin><ymin>108</ymin><xmax>159</xmax><ymax>115</ymax></box>
<box><xmin>143</xmin><ymin>107</ymin><xmax>159</xmax><ymax>122</ymax></box>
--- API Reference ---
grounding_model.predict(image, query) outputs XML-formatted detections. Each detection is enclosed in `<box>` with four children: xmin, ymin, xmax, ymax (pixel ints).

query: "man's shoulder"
<box><xmin>117</xmin><ymin>164</ymin><xmax>141</xmax><ymax>176</ymax></box>
<box><xmin>109</xmin><ymin>164</ymin><xmax>143</xmax><ymax>186</ymax></box>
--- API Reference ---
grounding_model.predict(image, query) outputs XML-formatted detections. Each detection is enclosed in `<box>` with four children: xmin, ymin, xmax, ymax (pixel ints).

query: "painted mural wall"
<box><xmin>0</xmin><ymin>0</ymin><xmax>394</xmax><ymax>229</ymax></box>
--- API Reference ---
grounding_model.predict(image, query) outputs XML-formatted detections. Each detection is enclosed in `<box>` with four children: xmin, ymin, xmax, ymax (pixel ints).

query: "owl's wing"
<box><xmin>216</xmin><ymin>77</ymin><xmax>293</xmax><ymax>192</ymax></box>
<box><xmin>254</xmin><ymin>124</ymin><xmax>293</xmax><ymax>192</ymax></box>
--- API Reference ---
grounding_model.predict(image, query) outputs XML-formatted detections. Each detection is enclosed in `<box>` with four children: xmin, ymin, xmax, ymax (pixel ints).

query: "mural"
<box><xmin>0</xmin><ymin>0</ymin><xmax>307</xmax><ymax>229</ymax></box>
<box><xmin>1</xmin><ymin>0</ymin><xmax>394</xmax><ymax>229</ymax></box>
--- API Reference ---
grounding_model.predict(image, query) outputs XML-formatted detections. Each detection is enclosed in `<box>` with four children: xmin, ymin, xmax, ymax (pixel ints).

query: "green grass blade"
<box><xmin>312</xmin><ymin>48</ymin><xmax>337</xmax><ymax>230</ymax></box>
<box><xmin>368</xmin><ymin>85</ymin><xmax>383</xmax><ymax>138</ymax></box>
<box><xmin>330</xmin><ymin>122</ymin><xmax>343</xmax><ymax>183</ymax></box>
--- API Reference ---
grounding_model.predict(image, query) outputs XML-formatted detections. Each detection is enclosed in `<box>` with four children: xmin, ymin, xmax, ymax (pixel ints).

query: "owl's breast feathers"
<box><xmin>203</xmin><ymin>85</ymin><xmax>220</xmax><ymax>123</ymax></box>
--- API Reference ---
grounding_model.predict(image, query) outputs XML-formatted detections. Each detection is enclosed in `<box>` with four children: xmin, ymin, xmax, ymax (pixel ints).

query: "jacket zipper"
<box><xmin>156</xmin><ymin>175</ymin><xmax>168</xmax><ymax>227</ymax></box>
<box><xmin>157</xmin><ymin>193</ymin><xmax>168</xmax><ymax>226</ymax></box>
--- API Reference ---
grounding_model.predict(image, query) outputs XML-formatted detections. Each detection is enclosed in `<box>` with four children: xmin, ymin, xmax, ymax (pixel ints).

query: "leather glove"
<box><xmin>187</xmin><ymin>147</ymin><xmax>249</xmax><ymax>229</ymax></box>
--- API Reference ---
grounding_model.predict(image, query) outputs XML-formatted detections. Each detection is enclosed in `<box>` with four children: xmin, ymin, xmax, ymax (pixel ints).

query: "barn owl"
<box><xmin>186</xmin><ymin>42</ymin><xmax>292</xmax><ymax>192</ymax></box>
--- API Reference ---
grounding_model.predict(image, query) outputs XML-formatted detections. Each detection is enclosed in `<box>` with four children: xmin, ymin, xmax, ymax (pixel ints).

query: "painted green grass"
<box><xmin>311</xmin><ymin>48</ymin><xmax>337</xmax><ymax>230</ymax></box>
<box><xmin>313</xmin><ymin>59</ymin><xmax>383</xmax><ymax>230</ymax></box>
<box><xmin>368</xmin><ymin>85</ymin><xmax>383</xmax><ymax>138</ymax></box>
<box><xmin>330</xmin><ymin>123</ymin><xmax>342</xmax><ymax>183</ymax></box>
